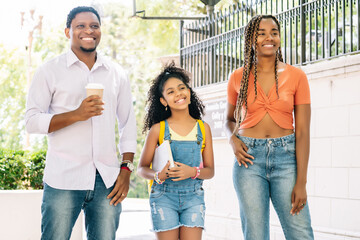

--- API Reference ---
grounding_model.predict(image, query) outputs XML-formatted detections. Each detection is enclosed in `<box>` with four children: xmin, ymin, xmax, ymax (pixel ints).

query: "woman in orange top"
<box><xmin>225</xmin><ymin>15</ymin><xmax>314</xmax><ymax>240</ymax></box>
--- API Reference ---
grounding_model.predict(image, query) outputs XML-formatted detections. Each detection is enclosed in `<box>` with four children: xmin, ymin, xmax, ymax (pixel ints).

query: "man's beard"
<box><xmin>80</xmin><ymin>46</ymin><xmax>97</xmax><ymax>52</ymax></box>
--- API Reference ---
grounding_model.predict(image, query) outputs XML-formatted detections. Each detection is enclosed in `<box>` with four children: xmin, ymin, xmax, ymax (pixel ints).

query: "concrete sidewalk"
<box><xmin>116</xmin><ymin>198</ymin><xmax>213</xmax><ymax>240</ymax></box>
<box><xmin>116</xmin><ymin>198</ymin><xmax>156</xmax><ymax>240</ymax></box>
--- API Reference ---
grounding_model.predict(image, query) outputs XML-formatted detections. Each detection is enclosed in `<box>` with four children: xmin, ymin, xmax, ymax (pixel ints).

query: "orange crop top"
<box><xmin>227</xmin><ymin>64</ymin><xmax>311</xmax><ymax>130</ymax></box>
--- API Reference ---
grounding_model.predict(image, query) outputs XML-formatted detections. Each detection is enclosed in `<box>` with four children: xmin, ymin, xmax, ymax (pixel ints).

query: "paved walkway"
<box><xmin>115</xmin><ymin>198</ymin><xmax>213</xmax><ymax>240</ymax></box>
<box><xmin>116</xmin><ymin>198</ymin><xmax>156</xmax><ymax>240</ymax></box>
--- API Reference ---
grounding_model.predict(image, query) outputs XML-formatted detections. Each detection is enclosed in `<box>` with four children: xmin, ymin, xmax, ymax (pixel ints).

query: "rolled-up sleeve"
<box><xmin>25</xmin><ymin>66</ymin><xmax>54</xmax><ymax>134</ymax></box>
<box><xmin>116</xmin><ymin>69</ymin><xmax>137</xmax><ymax>154</ymax></box>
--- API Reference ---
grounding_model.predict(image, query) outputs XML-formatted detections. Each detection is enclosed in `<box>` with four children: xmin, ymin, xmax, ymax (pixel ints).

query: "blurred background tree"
<box><xmin>0</xmin><ymin>46</ymin><xmax>28</xmax><ymax>149</ymax></box>
<box><xmin>0</xmin><ymin>0</ymin><xmax>235</xmax><ymax>196</ymax></box>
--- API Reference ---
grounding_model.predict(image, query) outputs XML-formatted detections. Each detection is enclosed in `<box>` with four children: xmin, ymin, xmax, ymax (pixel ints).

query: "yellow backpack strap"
<box><xmin>148</xmin><ymin>120</ymin><xmax>166</xmax><ymax>193</ymax></box>
<box><xmin>197</xmin><ymin>120</ymin><xmax>206</xmax><ymax>152</ymax></box>
<box><xmin>159</xmin><ymin>120</ymin><xmax>165</xmax><ymax>145</ymax></box>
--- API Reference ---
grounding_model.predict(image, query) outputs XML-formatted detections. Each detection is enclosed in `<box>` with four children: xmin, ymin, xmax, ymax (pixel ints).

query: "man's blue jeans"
<box><xmin>233</xmin><ymin>134</ymin><xmax>314</xmax><ymax>240</ymax></box>
<box><xmin>41</xmin><ymin>172</ymin><xmax>122</xmax><ymax>240</ymax></box>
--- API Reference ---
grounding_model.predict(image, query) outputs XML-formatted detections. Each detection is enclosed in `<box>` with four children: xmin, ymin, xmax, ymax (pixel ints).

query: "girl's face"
<box><xmin>254</xmin><ymin>18</ymin><xmax>280</xmax><ymax>57</ymax></box>
<box><xmin>160</xmin><ymin>77</ymin><xmax>191</xmax><ymax>111</ymax></box>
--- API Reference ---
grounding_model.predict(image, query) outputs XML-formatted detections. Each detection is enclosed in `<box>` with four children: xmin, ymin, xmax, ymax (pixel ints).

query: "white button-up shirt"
<box><xmin>25</xmin><ymin>50</ymin><xmax>137</xmax><ymax>190</ymax></box>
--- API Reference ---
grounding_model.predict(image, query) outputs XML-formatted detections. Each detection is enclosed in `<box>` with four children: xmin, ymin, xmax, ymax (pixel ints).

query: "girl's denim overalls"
<box><xmin>150</xmin><ymin>120</ymin><xmax>205</xmax><ymax>232</ymax></box>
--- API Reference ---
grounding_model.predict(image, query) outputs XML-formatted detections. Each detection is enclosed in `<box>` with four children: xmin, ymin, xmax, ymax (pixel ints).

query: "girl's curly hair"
<box><xmin>143</xmin><ymin>62</ymin><xmax>205</xmax><ymax>133</ymax></box>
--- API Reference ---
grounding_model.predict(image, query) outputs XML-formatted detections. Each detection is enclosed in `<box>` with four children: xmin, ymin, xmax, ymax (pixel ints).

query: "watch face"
<box><xmin>128</xmin><ymin>162</ymin><xmax>134</xmax><ymax>171</ymax></box>
<box><xmin>123</xmin><ymin>162</ymin><xmax>134</xmax><ymax>171</ymax></box>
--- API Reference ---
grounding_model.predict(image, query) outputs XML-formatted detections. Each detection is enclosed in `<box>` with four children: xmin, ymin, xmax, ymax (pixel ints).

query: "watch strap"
<box><xmin>120</xmin><ymin>162</ymin><xmax>134</xmax><ymax>172</ymax></box>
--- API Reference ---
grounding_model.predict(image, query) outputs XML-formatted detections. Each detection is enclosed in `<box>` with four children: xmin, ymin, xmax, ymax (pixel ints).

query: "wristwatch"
<box><xmin>120</xmin><ymin>160</ymin><xmax>134</xmax><ymax>172</ymax></box>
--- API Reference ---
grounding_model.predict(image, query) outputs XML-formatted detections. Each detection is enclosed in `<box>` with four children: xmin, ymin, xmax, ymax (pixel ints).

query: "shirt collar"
<box><xmin>66</xmin><ymin>50</ymin><xmax>109</xmax><ymax>70</ymax></box>
<box><xmin>93</xmin><ymin>54</ymin><xmax>109</xmax><ymax>70</ymax></box>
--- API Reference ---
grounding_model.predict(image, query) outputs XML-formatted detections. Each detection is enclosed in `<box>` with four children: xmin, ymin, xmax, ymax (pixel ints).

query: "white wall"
<box><xmin>0</xmin><ymin>190</ymin><xmax>83</xmax><ymax>240</ymax></box>
<box><xmin>197</xmin><ymin>54</ymin><xmax>360</xmax><ymax>240</ymax></box>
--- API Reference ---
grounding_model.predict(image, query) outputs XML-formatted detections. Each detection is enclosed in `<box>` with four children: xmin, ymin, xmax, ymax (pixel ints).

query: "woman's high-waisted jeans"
<box><xmin>233</xmin><ymin>134</ymin><xmax>314</xmax><ymax>240</ymax></box>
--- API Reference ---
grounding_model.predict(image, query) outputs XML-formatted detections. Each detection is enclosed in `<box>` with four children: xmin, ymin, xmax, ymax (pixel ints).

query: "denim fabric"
<box><xmin>149</xmin><ymin>120</ymin><xmax>205</xmax><ymax>232</ymax></box>
<box><xmin>41</xmin><ymin>171</ymin><xmax>122</xmax><ymax>240</ymax></box>
<box><xmin>233</xmin><ymin>134</ymin><xmax>314</xmax><ymax>240</ymax></box>
<box><xmin>150</xmin><ymin>182</ymin><xmax>205</xmax><ymax>232</ymax></box>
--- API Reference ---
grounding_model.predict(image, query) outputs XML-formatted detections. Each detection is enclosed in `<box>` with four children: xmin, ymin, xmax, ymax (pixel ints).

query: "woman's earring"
<box><xmin>165</xmin><ymin>106</ymin><xmax>168</xmax><ymax>111</ymax></box>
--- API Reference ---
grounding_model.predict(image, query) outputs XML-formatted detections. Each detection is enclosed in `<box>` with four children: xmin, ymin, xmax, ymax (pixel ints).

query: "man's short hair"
<box><xmin>66</xmin><ymin>6</ymin><xmax>101</xmax><ymax>28</ymax></box>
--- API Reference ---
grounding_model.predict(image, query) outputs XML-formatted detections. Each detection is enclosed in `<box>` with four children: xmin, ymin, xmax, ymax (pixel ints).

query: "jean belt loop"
<box><xmin>281</xmin><ymin>138</ymin><xmax>285</xmax><ymax>147</ymax></box>
<box><xmin>251</xmin><ymin>138</ymin><xmax>255</xmax><ymax>148</ymax></box>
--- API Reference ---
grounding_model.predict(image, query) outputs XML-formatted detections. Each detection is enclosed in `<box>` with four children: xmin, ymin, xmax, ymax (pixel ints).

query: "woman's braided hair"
<box><xmin>233</xmin><ymin>15</ymin><xmax>283</xmax><ymax>132</ymax></box>
<box><xmin>143</xmin><ymin>62</ymin><xmax>204</xmax><ymax>133</ymax></box>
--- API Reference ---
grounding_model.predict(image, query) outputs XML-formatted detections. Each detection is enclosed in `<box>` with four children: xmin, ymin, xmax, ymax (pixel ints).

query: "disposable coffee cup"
<box><xmin>85</xmin><ymin>83</ymin><xmax>104</xmax><ymax>99</ymax></box>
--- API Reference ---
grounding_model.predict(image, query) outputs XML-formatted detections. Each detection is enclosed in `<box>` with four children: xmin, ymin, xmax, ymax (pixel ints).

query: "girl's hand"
<box><xmin>290</xmin><ymin>182</ymin><xmax>307</xmax><ymax>216</ymax></box>
<box><xmin>168</xmin><ymin>162</ymin><xmax>196</xmax><ymax>181</ymax></box>
<box><xmin>230</xmin><ymin>134</ymin><xmax>254</xmax><ymax>168</ymax></box>
<box><xmin>158</xmin><ymin>161</ymin><xmax>171</xmax><ymax>181</ymax></box>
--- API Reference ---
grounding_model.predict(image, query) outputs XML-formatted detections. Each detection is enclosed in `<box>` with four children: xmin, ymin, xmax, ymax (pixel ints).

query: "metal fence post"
<box><xmin>300</xmin><ymin>0</ymin><xmax>306</xmax><ymax>64</ymax></box>
<box><xmin>180</xmin><ymin>20</ymin><xmax>184</xmax><ymax>67</ymax></box>
<box><xmin>210</xmin><ymin>13</ymin><xmax>215</xmax><ymax>83</ymax></box>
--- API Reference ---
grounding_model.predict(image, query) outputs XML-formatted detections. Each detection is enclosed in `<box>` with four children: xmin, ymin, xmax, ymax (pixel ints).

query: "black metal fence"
<box><xmin>180</xmin><ymin>0</ymin><xmax>360</xmax><ymax>88</ymax></box>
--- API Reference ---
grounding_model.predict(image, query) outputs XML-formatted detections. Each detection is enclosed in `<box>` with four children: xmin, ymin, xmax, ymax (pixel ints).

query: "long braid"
<box><xmin>277</xmin><ymin>47</ymin><xmax>284</xmax><ymax>62</ymax></box>
<box><xmin>233</xmin><ymin>15</ymin><xmax>282</xmax><ymax>133</ymax></box>
<box><xmin>272</xmin><ymin>17</ymin><xmax>283</xmax><ymax>99</ymax></box>
<box><xmin>253</xmin><ymin>16</ymin><xmax>262</xmax><ymax>102</ymax></box>
<box><xmin>275</xmin><ymin>50</ymin><xmax>279</xmax><ymax>98</ymax></box>
<box><xmin>233</xmin><ymin>15</ymin><xmax>262</xmax><ymax>132</ymax></box>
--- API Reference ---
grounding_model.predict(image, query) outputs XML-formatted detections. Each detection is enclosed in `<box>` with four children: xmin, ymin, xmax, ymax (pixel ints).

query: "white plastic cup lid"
<box><xmin>85</xmin><ymin>83</ymin><xmax>104</xmax><ymax>89</ymax></box>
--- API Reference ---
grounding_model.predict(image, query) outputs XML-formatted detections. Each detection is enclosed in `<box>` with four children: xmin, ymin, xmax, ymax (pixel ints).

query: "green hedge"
<box><xmin>0</xmin><ymin>149</ymin><xmax>46</xmax><ymax>190</ymax></box>
<box><xmin>0</xmin><ymin>149</ymin><xmax>148</xmax><ymax>198</ymax></box>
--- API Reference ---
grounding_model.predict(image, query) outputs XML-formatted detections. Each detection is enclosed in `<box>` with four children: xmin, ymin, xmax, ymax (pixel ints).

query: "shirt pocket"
<box><xmin>174</xmin><ymin>146</ymin><xmax>196</xmax><ymax>165</ymax></box>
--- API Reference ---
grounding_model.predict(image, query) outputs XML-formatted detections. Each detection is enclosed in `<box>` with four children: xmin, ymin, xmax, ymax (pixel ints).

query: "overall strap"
<box><xmin>163</xmin><ymin>120</ymin><xmax>171</xmax><ymax>141</ymax></box>
<box><xmin>197</xmin><ymin>120</ymin><xmax>206</xmax><ymax>153</ymax></box>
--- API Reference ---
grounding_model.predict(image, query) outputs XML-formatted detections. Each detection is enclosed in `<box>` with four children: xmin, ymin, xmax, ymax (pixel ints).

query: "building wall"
<box><xmin>196</xmin><ymin>54</ymin><xmax>360</xmax><ymax>240</ymax></box>
<box><xmin>0</xmin><ymin>190</ymin><xmax>84</xmax><ymax>240</ymax></box>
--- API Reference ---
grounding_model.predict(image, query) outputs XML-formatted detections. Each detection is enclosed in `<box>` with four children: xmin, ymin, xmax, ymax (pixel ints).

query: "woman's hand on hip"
<box><xmin>230</xmin><ymin>134</ymin><xmax>254</xmax><ymax>168</ymax></box>
<box><xmin>290</xmin><ymin>182</ymin><xmax>307</xmax><ymax>216</ymax></box>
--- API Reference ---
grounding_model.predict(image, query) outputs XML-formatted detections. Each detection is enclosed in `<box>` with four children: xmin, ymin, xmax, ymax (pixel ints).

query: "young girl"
<box><xmin>138</xmin><ymin>63</ymin><xmax>214</xmax><ymax>240</ymax></box>
<box><xmin>225</xmin><ymin>15</ymin><xmax>314</xmax><ymax>239</ymax></box>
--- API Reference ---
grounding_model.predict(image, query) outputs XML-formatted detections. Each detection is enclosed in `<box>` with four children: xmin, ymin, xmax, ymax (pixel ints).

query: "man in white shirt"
<box><xmin>25</xmin><ymin>6</ymin><xmax>137</xmax><ymax>240</ymax></box>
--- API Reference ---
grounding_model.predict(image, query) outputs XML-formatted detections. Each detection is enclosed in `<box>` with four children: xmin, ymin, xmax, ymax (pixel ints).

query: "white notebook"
<box><xmin>152</xmin><ymin>140</ymin><xmax>175</xmax><ymax>172</ymax></box>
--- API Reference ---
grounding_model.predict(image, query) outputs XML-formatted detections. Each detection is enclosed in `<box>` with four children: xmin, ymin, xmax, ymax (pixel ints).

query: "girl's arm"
<box><xmin>290</xmin><ymin>104</ymin><xmax>311</xmax><ymax>215</ymax></box>
<box><xmin>197</xmin><ymin>122</ymin><xmax>215</xmax><ymax>179</ymax></box>
<box><xmin>225</xmin><ymin>103</ymin><xmax>254</xmax><ymax>167</ymax></box>
<box><xmin>169</xmin><ymin>122</ymin><xmax>215</xmax><ymax>181</ymax></box>
<box><xmin>137</xmin><ymin>123</ymin><xmax>169</xmax><ymax>182</ymax></box>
